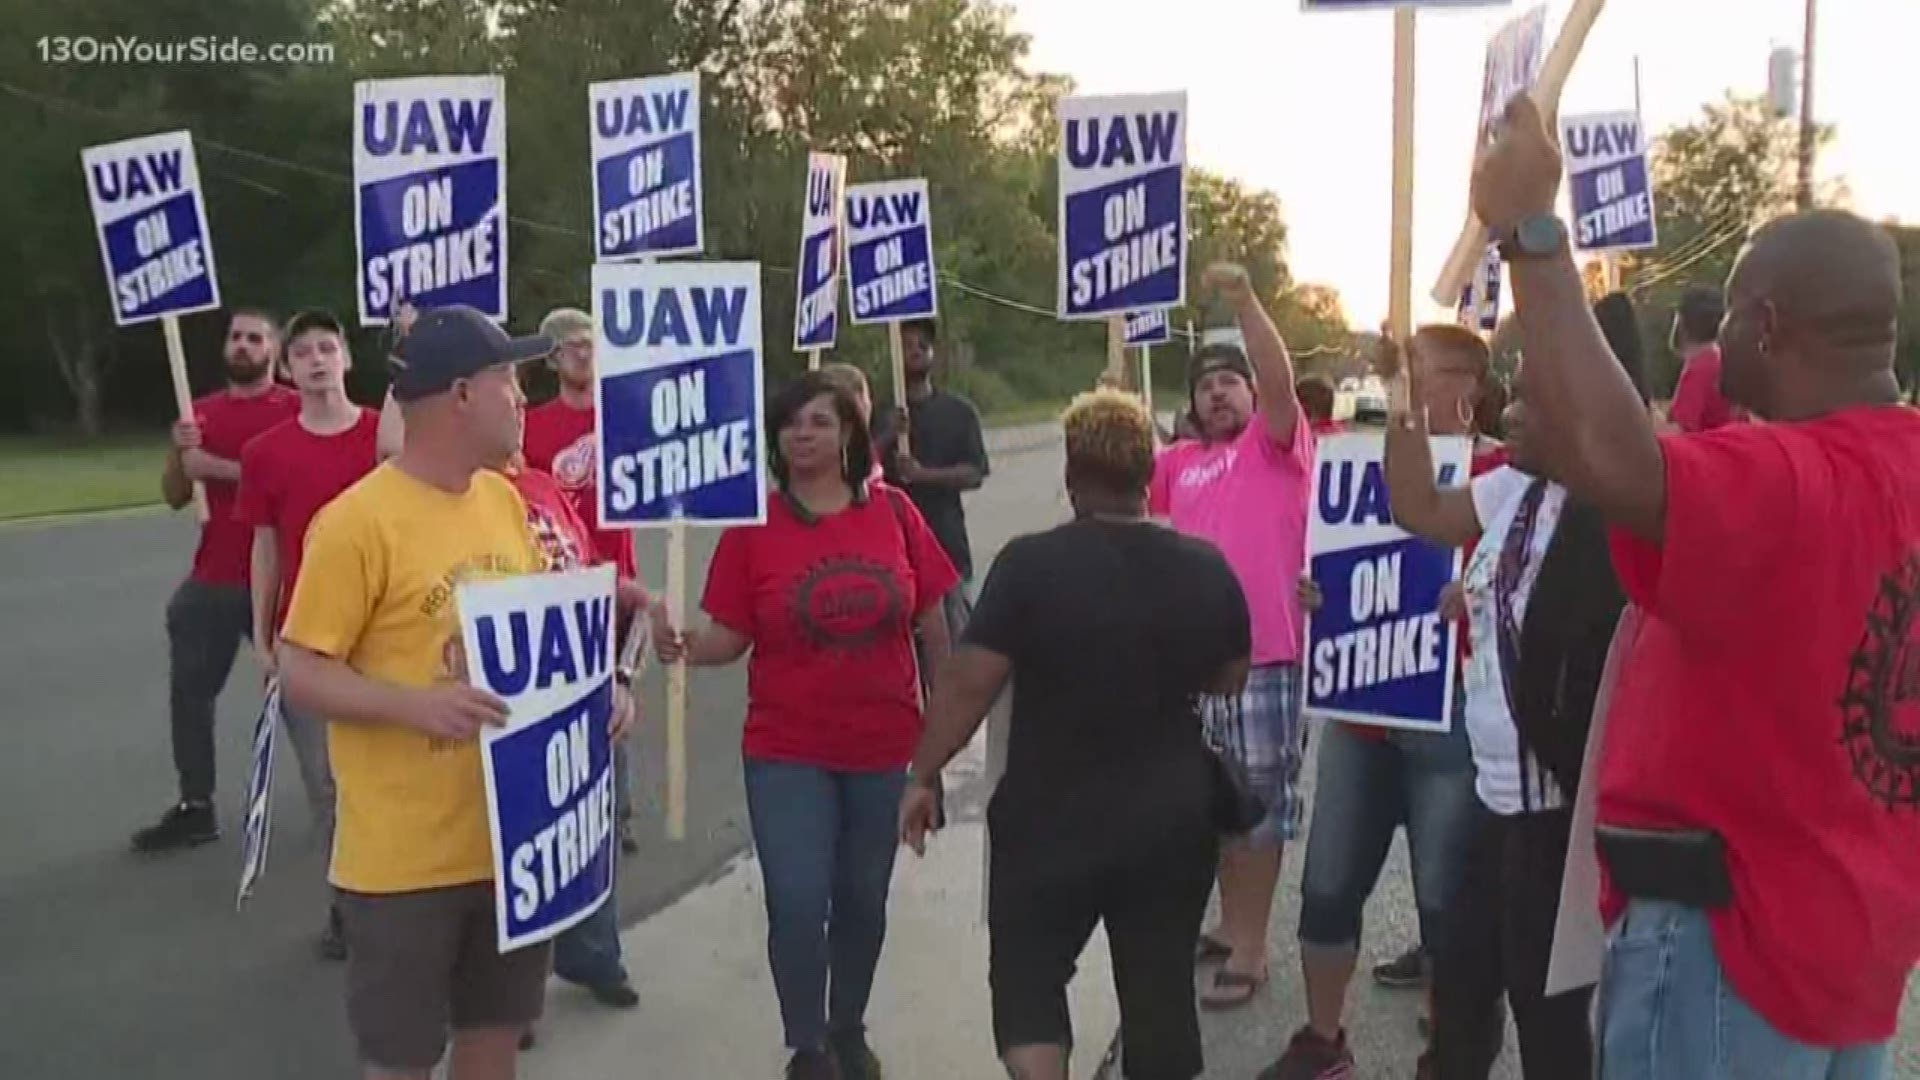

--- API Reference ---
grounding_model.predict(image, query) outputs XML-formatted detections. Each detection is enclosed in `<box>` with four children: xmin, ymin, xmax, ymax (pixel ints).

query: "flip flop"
<box><xmin>1194</xmin><ymin>932</ymin><xmax>1233</xmax><ymax>963</ymax></box>
<box><xmin>1200</xmin><ymin>968</ymin><xmax>1268</xmax><ymax>1011</ymax></box>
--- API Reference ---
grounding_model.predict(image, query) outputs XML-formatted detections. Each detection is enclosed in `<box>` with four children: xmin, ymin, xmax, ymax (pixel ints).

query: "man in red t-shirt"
<box><xmin>521</xmin><ymin>306</ymin><xmax>650</xmax><ymax>852</ymax></box>
<box><xmin>234</xmin><ymin>309</ymin><xmax>379</xmax><ymax>958</ymax></box>
<box><xmin>1477</xmin><ymin>94</ymin><xmax>1920</xmax><ymax>1076</ymax></box>
<box><xmin>135</xmin><ymin>309</ymin><xmax>300</xmax><ymax>853</ymax></box>
<box><xmin>1665</xmin><ymin>286</ymin><xmax>1744</xmax><ymax>432</ymax></box>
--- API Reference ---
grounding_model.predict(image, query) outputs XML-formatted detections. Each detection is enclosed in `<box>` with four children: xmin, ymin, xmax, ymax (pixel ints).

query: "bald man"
<box><xmin>1472</xmin><ymin>95</ymin><xmax>1918</xmax><ymax>1079</ymax></box>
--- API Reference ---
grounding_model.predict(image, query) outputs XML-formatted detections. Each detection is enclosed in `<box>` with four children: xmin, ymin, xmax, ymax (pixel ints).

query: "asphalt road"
<box><xmin>2</xmin><ymin>426</ymin><xmax>1913</xmax><ymax>1080</ymax></box>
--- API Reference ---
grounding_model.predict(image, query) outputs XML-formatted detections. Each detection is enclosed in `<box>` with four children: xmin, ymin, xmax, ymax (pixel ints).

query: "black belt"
<box><xmin>1595</xmin><ymin>825</ymin><xmax>1733</xmax><ymax>910</ymax></box>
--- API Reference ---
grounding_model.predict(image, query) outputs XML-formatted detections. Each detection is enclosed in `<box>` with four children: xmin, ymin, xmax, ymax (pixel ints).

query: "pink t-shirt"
<box><xmin>1149</xmin><ymin>406</ymin><xmax>1315</xmax><ymax>665</ymax></box>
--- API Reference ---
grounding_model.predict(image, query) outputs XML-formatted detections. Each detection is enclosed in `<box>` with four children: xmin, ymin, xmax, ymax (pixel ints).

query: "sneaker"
<box><xmin>131</xmin><ymin>802</ymin><xmax>219</xmax><ymax>853</ymax></box>
<box><xmin>315</xmin><ymin>904</ymin><xmax>348</xmax><ymax>962</ymax></box>
<box><xmin>1372</xmin><ymin>945</ymin><xmax>1430</xmax><ymax>989</ymax></box>
<box><xmin>1258</xmin><ymin>1026</ymin><xmax>1356</xmax><ymax>1080</ymax></box>
<box><xmin>587</xmin><ymin>980</ymin><xmax>640</xmax><ymax>1009</ymax></box>
<box><xmin>830</xmin><ymin>1030</ymin><xmax>882</xmax><ymax>1080</ymax></box>
<box><xmin>785</xmin><ymin>1049</ymin><xmax>840</xmax><ymax>1080</ymax></box>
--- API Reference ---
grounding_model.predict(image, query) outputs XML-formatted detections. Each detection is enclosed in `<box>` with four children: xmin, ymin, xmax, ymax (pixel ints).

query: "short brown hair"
<box><xmin>1061</xmin><ymin>388</ymin><xmax>1155</xmax><ymax>494</ymax></box>
<box><xmin>817</xmin><ymin>362</ymin><xmax>870</xmax><ymax>400</ymax></box>
<box><xmin>1412</xmin><ymin>324</ymin><xmax>1491</xmax><ymax>380</ymax></box>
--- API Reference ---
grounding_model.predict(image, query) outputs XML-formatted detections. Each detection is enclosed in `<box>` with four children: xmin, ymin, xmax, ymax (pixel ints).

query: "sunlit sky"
<box><xmin>1012</xmin><ymin>0</ymin><xmax>1919</xmax><ymax>327</ymax></box>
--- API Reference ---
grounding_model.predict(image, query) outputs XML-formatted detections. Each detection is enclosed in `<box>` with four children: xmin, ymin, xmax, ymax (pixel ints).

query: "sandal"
<box><xmin>1194</xmin><ymin>932</ymin><xmax>1233</xmax><ymax>963</ymax></box>
<box><xmin>1199</xmin><ymin>967</ymin><xmax>1268</xmax><ymax>1011</ymax></box>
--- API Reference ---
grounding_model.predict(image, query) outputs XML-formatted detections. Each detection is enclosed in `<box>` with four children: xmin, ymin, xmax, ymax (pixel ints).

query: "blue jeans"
<box><xmin>744</xmin><ymin>758</ymin><xmax>908</xmax><ymax>1051</ymax></box>
<box><xmin>553</xmin><ymin>877</ymin><xmax>627</xmax><ymax>989</ymax></box>
<box><xmin>1297</xmin><ymin>718</ymin><xmax>1476</xmax><ymax>954</ymax></box>
<box><xmin>1598</xmin><ymin>900</ymin><xmax>1891</xmax><ymax>1080</ymax></box>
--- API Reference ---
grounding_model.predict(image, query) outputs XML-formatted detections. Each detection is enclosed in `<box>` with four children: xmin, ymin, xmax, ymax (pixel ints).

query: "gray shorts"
<box><xmin>337</xmin><ymin>883</ymin><xmax>551</xmax><ymax>1070</ymax></box>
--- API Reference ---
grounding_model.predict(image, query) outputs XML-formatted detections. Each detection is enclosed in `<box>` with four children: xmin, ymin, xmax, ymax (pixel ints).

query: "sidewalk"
<box><xmin>527</xmin><ymin>716</ymin><xmax>1122</xmax><ymax>1080</ymax></box>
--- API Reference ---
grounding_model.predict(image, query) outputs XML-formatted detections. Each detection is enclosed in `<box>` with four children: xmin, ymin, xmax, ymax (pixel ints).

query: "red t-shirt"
<box><xmin>1668</xmin><ymin>345</ymin><xmax>1743</xmax><ymax>432</ymax></box>
<box><xmin>187</xmin><ymin>386</ymin><xmax>299</xmax><ymax>586</ymax></box>
<box><xmin>234</xmin><ymin>408</ymin><xmax>381</xmax><ymax>628</ymax></box>
<box><xmin>522</xmin><ymin>398</ymin><xmax>639</xmax><ymax>582</ymax></box>
<box><xmin>703</xmin><ymin>483</ymin><xmax>960</xmax><ymax>771</ymax></box>
<box><xmin>1599</xmin><ymin>406</ymin><xmax>1920</xmax><ymax>1045</ymax></box>
<box><xmin>506</xmin><ymin>467</ymin><xmax>596</xmax><ymax>572</ymax></box>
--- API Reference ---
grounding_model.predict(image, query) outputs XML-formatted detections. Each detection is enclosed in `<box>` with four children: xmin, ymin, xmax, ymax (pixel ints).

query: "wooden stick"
<box><xmin>1430</xmin><ymin>0</ymin><xmax>1609</xmax><ymax>306</ymax></box>
<box><xmin>1602</xmin><ymin>252</ymin><xmax>1622</xmax><ymax>293</ymax></box>
<box><xmin>1140</xmin><ymin>343</ymin><xmax>1155</xmax><ymax>418</ymax></box>
<box><xmin>161</xmin><ymin>315</ymin><xmax>209</xmax><ymax>522</ymax></box>
<box><xmin>807</xmin><ymin>348</ymin><xmax>821</xmax><ymax>372</ymax></box>
<box><xmin>665</xmin><ymin>514</ymin><xmax>688</xmax><ymax>842</ymax></box>
<box><xmin>888</xmin><ymin>321</ymin><xmax>911</xmax><ymax>457</ymax></box>
<box><xmin>1105</xmin><ymin>314</ymin><xmax>1126</xmax><ymax>388</ymax></box>
<box><xmin>1389</xmin><ymin>8</ymin><xmax>1417</xmax><ymax>345</ymax></box>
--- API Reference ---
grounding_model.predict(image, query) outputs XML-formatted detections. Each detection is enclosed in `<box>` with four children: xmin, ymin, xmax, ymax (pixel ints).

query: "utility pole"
<box><xmin>1796</xmin><ymin>0</ymin><xmax>1817</xmax><ymax>210</ymax></box>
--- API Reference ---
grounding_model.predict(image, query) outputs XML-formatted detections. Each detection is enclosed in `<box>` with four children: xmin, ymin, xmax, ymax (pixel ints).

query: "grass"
<box><xmin>0</xmin><ymin>435</ymin><xmax>170</xmax><ymax>522</ymax></box>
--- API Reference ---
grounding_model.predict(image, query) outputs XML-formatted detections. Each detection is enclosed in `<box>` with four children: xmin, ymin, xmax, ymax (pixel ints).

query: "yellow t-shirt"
<box><xmin>281</xmin><ymin>463</ymin><xmax>542</xmax><ymax>894</ymax></box>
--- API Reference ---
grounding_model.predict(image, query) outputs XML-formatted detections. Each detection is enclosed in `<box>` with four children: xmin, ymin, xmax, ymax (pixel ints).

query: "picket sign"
<box><xmin>1561</xmin><ymin>109</ymin><xmax>1658</xmax><ymax>254</ymax></box>
<box><xmin>1431</xmin><ymin>0</ymin><xmax>1608</xmax><ymax>306</ymax></box>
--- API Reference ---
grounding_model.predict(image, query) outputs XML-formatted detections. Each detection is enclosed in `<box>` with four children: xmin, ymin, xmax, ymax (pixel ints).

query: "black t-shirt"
<box><xmin>877</xmin><ymin>388</ymin><xmax>988</xmax><ymax>578</ymax></box>
<box><xmin>967</xmin><ymin>518</ymin><xmax>1251</xmax><ymax>862</ymax></box>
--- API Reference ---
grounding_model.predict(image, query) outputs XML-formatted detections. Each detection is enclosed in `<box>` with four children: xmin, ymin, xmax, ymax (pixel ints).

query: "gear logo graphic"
<box><xmin>1837</xmin><ymin>549</ymin><xmax>1920</xmax><ymax>811</ymax></box>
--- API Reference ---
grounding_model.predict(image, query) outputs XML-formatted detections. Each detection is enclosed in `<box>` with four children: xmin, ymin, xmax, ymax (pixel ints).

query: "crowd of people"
<box><xmin>125</xmin><ymin>90</ymin><xmax>1917</xmax><ymax>1080</ymax></box>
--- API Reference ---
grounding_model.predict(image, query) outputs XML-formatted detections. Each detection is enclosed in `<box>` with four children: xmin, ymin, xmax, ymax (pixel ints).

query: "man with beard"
<box><xmin>135</xmin><ymin>309</ymin><xmax>299</xmax><ymax>852</ymax></box>
<box><xmin>235</xmin><ymin>310</ymin><xmax>380</xmax><ymax>958</ymax></box>
<box><xmin>1149</xmin><ymin>263</ymin><xmax>1314</xmax><ymax>1015</ymax></box>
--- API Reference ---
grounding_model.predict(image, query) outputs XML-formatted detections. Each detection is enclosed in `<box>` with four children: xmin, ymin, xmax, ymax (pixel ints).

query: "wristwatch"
<box><xmin>1497</xmin><ymin>213</ymin><xmax>1567</xmax><ymax>261</ymax></box>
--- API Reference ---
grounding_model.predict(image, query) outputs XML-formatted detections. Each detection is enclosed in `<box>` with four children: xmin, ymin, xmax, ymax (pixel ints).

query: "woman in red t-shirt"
<box><xmin>656</xmin><ymin>371</ymin><xmax>958</xmax><ymax>1080</ymax></box>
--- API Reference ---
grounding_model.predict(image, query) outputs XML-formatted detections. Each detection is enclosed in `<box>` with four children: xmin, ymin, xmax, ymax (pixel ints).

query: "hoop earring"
<box><xmin>1456</xmin><ymin>397</ymin><xmax>1475</xmax><ymax>431</ymax></box>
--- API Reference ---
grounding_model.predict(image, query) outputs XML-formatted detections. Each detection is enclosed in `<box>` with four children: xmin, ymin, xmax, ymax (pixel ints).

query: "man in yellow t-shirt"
<box><xmin>279</xmin><ymin>304</ymin><xmax>554</xmax><ymax>1080</ymax></box>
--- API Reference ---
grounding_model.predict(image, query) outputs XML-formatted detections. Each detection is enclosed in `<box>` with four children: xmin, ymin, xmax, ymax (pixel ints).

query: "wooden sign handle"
<box><xmin>162</xmin><ymin>315</ymin><xmax>210</xmax><ymax>523</ymax></box>
<box><xmin>665</xmin><ymin>514</ymin><xmax>688</xmax><ymax>842</ymax></box>
<box><xmin>888</xmin><ymin>321</ymin><xmax>911</xmax><ymax>458</ymax></box>
<box><xmin>1430</xmin><ymin>0</ymin><xmax>1609</xmax><ymax>307</ymax></box>
<box><xmin>1389</xmin><ymin>8</ymin><xmax>1417</xmax><ymax>344</ymax></box>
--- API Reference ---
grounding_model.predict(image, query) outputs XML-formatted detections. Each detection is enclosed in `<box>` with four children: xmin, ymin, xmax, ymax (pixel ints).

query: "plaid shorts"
<box><xmin>1202</xmin><ymin>662</ymin><xmax>1308</xmax><ymax>846</ymax></box>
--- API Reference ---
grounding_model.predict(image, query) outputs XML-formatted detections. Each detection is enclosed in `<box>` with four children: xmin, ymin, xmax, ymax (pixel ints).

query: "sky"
<box><xmin>1010</xmin><ymin>0</ymin><xmax>1918</xmax><ymax>327</ymax></box>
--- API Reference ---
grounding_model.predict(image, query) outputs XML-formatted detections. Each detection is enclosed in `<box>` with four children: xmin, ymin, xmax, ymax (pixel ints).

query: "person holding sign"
<box><xmin>1374</xmin><ymin>309</ymin><xmax>1640</xmax><ymax>1080</ymax></box>
<box><xmin>900</xmin><ymin>387</ymin><xmax>1251</xmax><ymax>1080</ymax></box>
<box><xmin>1148</xmin><ymin>263</ymin><xmax>1312</xmax><ymax>1011</ymax></box>
<box><xmin>1474</xmin><ymin>94</ymin><xmax>1920</xmax><ymax>1080</ymax></box>
<box><xmin>134</xmin><ymin>309</ymin><xmax>298</xmax><ymax>854</ymax></box>
<box><xmin>234</xmin><ymin>309</ymin><xmax>381</xmax><ymax>959</ymax></box>
<box><xmin>277</xmin><ymin>305</ymin><xmax>557</xmax><ymax>1079</ymax></box>
<box><xmin>655</xmin><ymin>371</ymin><xmax>958</xmax><ymax>1080</ymax></box>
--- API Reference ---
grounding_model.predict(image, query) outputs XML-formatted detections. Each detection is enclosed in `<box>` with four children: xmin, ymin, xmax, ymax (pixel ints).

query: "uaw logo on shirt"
<box><xmin>1838</xmin><ymin>548</ymin><xmax>1920</xmax><ymax>811</ymax></box>
<box><xmin>1176</xmin><ymin>449</ymin><xmax>1239</xmax><ymax>491</ymax></box>
<box><xmin>790</xmin><ymin>555</ymin><xmax>905</xmax><ymax>654</ymax></box>
<box><xmin>552</xmin><ymin>433</ymin><xmax>597</xmax><ymax>493</ymax></box>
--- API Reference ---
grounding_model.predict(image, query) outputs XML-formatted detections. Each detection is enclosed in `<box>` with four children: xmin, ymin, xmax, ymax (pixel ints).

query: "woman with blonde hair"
<box><xmin>901</xmin><ymin>388</ymin><xmax>1252</xmax><ymax>1080</ymax></box>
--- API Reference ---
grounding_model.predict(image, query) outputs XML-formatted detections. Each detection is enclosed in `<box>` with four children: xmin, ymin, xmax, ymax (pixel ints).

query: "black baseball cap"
<box><xmin>284</xmin><ymin>308</ymin><xmax>345</xmax><ymax>343</ymax></box>
<box><xmin>390</xmin><ymin>305</ymin><xmax>552</xmax><ymax>402</ymax></box>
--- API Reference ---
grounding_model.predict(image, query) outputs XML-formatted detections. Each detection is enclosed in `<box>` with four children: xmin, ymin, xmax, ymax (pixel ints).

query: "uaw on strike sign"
<box><xmin>590</xmin><ymin>71</ymin><xmax>704</xmax><ymax>261</ymax></box>
<box><xmin>462</xmin><ymin>565</ymin><xmax>619</xmax><ymax>951</ymax></box>
<box><xmin>354</xmin><ymin>76</ymin><xmax>506</xmax><ymax>324</ymax></box>
<box><xmin>1561</xmin><ymin>111</ymin><xmax>1658</xmax><ymax>253</ymax></box>
<box><xmin>845</xmin><ymin>179</ymin><xmax>938</xmax><ymax>325</ymax></box>
<box><xmin>594</xmin><ymin>261</ymin><xmax>768</xmax><ymax>527</ymax></box>
<box><xmin>1058</xmin><ymin>93</ymin><xmax>1187</xmax><ymax>319</ymax></box>
<box><xmin>82</xmin><ymin>130</ymin><xmax>222</xmax><ymax>326</ymax></box>
<box><xmin>1307</xmin><ymin>432</ymin><xmax>1471</xmax><ymax>732</ymax></box>
<box><xmin>794</xmin><ymin>152</ymin><xmax>847</xmax><ymax>351</ymax></box>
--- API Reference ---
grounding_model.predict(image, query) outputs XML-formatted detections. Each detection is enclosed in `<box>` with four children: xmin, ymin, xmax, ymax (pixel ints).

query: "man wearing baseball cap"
<box><xmin>278</xmin><ymin>304</ymin><xmax>555</xmax><ymax>1079</ymax></box>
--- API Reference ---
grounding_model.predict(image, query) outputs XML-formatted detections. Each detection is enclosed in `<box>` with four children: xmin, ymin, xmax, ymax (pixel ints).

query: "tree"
<box><xmin>1623</xmin><ymin>94</ymin><xmax>1834</xmax><ymax>394</ymax></box>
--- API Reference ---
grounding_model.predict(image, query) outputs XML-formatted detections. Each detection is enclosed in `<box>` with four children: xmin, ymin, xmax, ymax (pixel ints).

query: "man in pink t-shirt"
<box><xmin>1148</xmin><ymin>263</ymin><xmax>1314</xmax><ymax>1010</ymax></box>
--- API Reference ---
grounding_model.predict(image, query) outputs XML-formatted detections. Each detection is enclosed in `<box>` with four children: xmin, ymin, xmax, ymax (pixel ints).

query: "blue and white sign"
<box><xmin>1057</xmin><ymin>92</ymin><xmax>1187</xmax><ymax>320</ymax></box>
<box><xmin>1307</xmin><ymin>432</ymin><xmax>1471</xmax><ymax>732</ymax></box>
<box><xmin>590</xmin><ymin>71</ymin><xmax>704</xmax><ymax>261</ymax></box>
<box><xmin>1124</xmin><ymin>309</ymin><xmax>1171</xmax><ymax>346</ymax></box>
<box><xmin>1562</xmin><ymin>110</ymin><xmax>1658</xmax><ymax>253</ymax></box>
<box><xmin>793</xmin><ymin>152</ymin><xmax>847</xmax><ymax>352</ymax></box>
<box><xmin>594</xmin><ymin>261</ymin><xmax>767</xmax><ymax>527</ymax></box>
<box><xmin>81</xmin><ymin>130</ymin><xmax>222</xmax><ymax>327</ymax></box>
<box><xmin>353</xmin><ymin>75</ymin><xmax>506</xmax><ymax>325</ymax></box>
<box><xmin>463</xmin><ymin>564</ymin><xmax>619</xmax><ymax>953</ymax></box>
<box><xmin>234</xmin><ymin>680</ymin><xmax>281</xmax><ymax>909</ymax></box>
<box><xmin>1479</xmin><ymin>7</ymin><xmax>1547</xmax><ymax>141</ymax></box>
<box><xmin>845</xmin><ymin>179</ymin><xmax>938</xmax><ymax>325</ymax></box>
<box><xmin>1457</xmin><ymin>244</ymin><xmax>1502</xmax><ymax>332</ymax></box>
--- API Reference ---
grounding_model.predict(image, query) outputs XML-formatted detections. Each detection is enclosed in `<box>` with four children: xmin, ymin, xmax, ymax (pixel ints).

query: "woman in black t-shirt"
<box><xmin>899</xmin><ymin>388</ymin><xmax>1252</xmax><ymax>1080</ymax></box>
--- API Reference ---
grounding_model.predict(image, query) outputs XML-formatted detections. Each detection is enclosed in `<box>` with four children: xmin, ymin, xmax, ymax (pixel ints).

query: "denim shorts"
<box><xmin>1204</xmin><ymin>662</ymin><xmax>1306</xmax><ymax>846</ymax></box>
